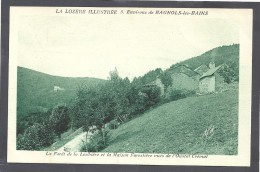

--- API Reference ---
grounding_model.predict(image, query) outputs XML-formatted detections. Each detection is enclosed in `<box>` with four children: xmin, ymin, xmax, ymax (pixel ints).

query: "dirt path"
<box><xmin>57</xmin><ymin>131</ymin><xmax>91</xmax><ymax>152</ymax></box>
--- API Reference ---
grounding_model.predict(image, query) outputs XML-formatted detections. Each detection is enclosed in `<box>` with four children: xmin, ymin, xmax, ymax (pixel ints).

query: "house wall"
<box><xmin>215</xmin><ymin>73</ymin><xmax>224</xmax><ymax>90</ymax></box>
<box><xmin>155</xmin><ymin>78</ymin><xmax>165</xmax><ymax>95</ymax></box>
<box><xmin>171</xmin><ymin>73</ymin><xmax>199</xmax><ymax>91</ymax></box>
<box><xmin>199</xmin><ymin>75</ymin><xmax>215</xmax><ymax>94</ymax></box>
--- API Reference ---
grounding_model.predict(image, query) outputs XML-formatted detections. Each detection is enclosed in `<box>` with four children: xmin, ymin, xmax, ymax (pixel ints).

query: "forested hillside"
<box><xmin>17</xmin><ymin>67</ymin><xmax>105</xmax><ymax>135</ymax></box>
<box><xmin>17</xmin><ymin>67</ymin><xmax>105</xmax><ymax>116</ymax></box>
<box><xmin>170</xmin><ymin>44</ymin><xmax>239</xmax><ymax>70</ymax></box>
<box><xmin>133</xmin><ymin>44</ymin><xmax>239</xmax><ymax>86</ymax></box>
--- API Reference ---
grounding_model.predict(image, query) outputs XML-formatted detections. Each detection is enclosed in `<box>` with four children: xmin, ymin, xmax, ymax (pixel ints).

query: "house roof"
<box><xmin>194</xmin><ymin>64</ymin><xmax>209</xmax><ymax>75</ymax></box>
<box><xmin>199</xmin><ymin>65</ymin><xmax>222</xmax><ymax>80</ymax></box>
<box><xmin>171</xmin><ymin>65</ymin><xmax>199</xmax><ymax>77</ymax></box>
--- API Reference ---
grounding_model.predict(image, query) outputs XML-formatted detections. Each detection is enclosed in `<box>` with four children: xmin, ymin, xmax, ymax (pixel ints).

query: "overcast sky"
<box><xmin>17</xmin><ymin>14</ymin><xmax>239</xmax><ymax>80</ymax></box>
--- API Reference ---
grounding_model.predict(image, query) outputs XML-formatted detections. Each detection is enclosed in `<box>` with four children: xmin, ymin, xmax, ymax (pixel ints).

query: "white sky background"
<box><xmin>17</xmin><ymin>14</ymin><xmax>239</xmax><ymax>80</ymax></box>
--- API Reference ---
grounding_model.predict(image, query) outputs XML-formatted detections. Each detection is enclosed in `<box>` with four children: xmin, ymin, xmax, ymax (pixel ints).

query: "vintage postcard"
<box><xmin>8</xmin><ymin>7</ymin><xmax>252</xmax><ymax>166</ymax></box>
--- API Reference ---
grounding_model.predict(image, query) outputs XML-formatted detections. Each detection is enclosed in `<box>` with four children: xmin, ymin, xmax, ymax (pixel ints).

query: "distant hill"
<box><xmin>17</xmin><ymin>67</ymin><xmax>106</xmax><ymax>117</ymax></box>
<box><xmin>170</xmin><ymin>44</ymin><xmax>239</xmax><ymax>71</ymax></box>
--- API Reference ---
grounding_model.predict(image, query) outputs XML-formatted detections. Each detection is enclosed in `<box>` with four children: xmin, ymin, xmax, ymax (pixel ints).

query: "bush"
<box><xmin>49</xmin><ymin>104</ymin><xmax>70</xmax><ymax>138</ymax></box>
<box><xmin>17</xmin><ymin>109</ymin><xmax>52</xmax><ymax>136</ymax></box>
<box><xmin>218</xmin><ymin>64</ymin><xmax>239</xmax><ymax>84</ymax></box>
<box><xmin>80</xmin><ymin>128</ymin><xmax>110</xmax><ymax>152</ymax></box>
<box><xmin>164</xmin><ymin>88</ymin><xmax>195</xmax><ymax>102</ymax></box>
<box><xmin>108</xmin><ymin>119</ymin><xmax>120</xmax><ymax>129</ymax></box>
<box><xmin>17</xmin><ymin>123</ymin><xmax>55</xmax><ymax>150</ymax></box>
<box><xmin>140</xmin><ymin>86</ymin><xmax>161</xmax><ymax>109</ymax></box>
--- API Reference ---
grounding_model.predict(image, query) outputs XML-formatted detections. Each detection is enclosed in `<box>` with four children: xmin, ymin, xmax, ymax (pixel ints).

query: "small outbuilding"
<box><xmin>54</xmin><ymin>85</ymin><xmax>65</xmax><ymax>92</ymax></box>
<box><xmin>199</xmin><ymin>63</ymin><xmax>222</xmax><ymax>94</ymax></box>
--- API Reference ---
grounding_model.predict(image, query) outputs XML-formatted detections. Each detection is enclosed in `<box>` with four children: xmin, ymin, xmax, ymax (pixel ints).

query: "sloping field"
<box><xmin>103</xmin><ymin>89</ymin><xmax>238</xmax><ymax>155</ymax></box>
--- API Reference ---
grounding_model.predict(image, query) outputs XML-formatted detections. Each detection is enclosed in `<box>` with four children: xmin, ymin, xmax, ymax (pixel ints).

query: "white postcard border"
<box><xmin>8</xmin><ymin>7</ymin><xmax>252</xmax><ymax>166</ymax></box>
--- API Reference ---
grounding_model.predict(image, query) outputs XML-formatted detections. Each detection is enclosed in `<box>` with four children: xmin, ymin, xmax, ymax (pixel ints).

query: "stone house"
<box><xmin>199</xmin><ymin>62</ymin><xmax>223</xmax><ymax>94</ymax></box>
<box><xmin>194</xmin><ymin>64</ymin><xmax>209</xmax><ymax>75</ymax></box>
<box><xmin>144</xmin><ymin>62</ymin><xmax>224</xmax><ymax>96</ymax></box>
<box><xmin>170</xmin><ymin>65</ymin><xmax>200</xmax><ymax>91</ymax></box>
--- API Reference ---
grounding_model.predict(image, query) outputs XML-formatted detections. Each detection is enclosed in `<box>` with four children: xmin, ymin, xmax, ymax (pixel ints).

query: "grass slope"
<box><xmin>103</xmin><ymin>88</ymin><xmax>238</xmax><ymax>155</ymax></box>
<box><xmin>17</xmin><ymin>67</ymin><xmax>105</xmax><ymax>116</ymax></box>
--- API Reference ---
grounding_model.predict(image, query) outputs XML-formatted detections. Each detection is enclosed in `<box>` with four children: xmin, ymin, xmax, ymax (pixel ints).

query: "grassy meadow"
<box><xmin>103</xmin><ymin>85</ymin><xmax>238</xmax><ymax>155</ymax></box>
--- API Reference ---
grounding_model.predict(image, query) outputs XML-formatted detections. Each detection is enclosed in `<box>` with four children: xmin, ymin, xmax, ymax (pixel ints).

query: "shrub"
<box><xmin>17</xmin><ymin>109</ymin><xmax>52</xmax><ymax>136</ymax></box>
<box><xmin>140</xmin><ymin>86</ymin><xmax>161</xmax><ymax>109</ymax></box>
<box><xmin>218</xmin><ymin>64</ymin><xmax>239</xmax><ymax>84</ymax></box>
<box><xmin>159</xmin><ymin>72</ymin><xmax>173</xmax><ymax>89</ymax></box>
<box><xmin>49</xmin><ymin>104</ymin><xmax>70</xmax><ymax>138</ymax></box>
<box><xmin>80</xmin><ymin>128</ymin><xmax>110</xmax><ymax>152</ymax></box>
<box><xmin>164</xmin><ymin>88</ymin><xmax>195</xmax><ymax>102</ymax></box>
<box><xmin>17</xmin><ymin>123</ymin><xmax>55</xmax><ymax>150</ymax></box>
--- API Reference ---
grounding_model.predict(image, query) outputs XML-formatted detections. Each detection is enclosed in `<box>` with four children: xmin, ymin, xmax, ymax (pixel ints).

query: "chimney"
<box><xmin>209</xmin><ymin>62</ymin><xmax>215</xmax><ymax>69</ymax></box>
